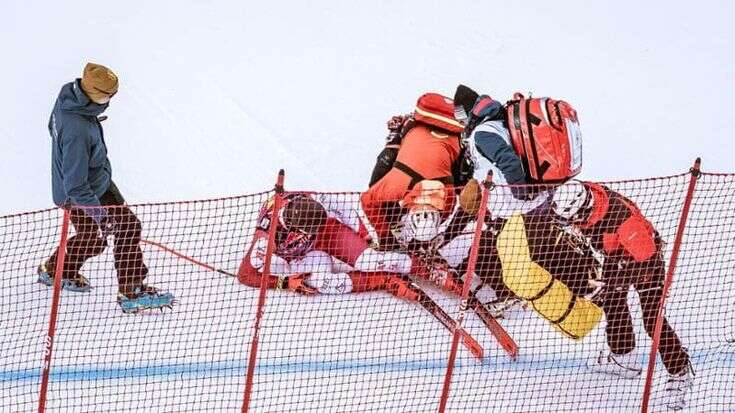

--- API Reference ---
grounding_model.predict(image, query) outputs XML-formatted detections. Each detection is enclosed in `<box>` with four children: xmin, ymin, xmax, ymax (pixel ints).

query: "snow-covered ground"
<box><xmin>1</xmin><ymin>1</ymin><xmax>734</xmax><ymax>412</ymax></box>
<box><xmin>2</xmin><ymin>176</ymin><xmax>734</xmax><ymax>412</ymax></box>
<box><xmin>1</xmin><ymin>0</ymin><xmax>733</xmax><ymax>215</ymax></box>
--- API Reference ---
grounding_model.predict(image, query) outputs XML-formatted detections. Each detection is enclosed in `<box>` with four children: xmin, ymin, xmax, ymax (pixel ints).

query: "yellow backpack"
<box><xmin>496</xmin><ymin>213</ymin><xmax>603</xmax><ymax>340</ymax></box>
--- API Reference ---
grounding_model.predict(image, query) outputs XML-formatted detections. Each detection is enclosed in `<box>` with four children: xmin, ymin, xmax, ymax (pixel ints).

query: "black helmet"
<box><xmin>280</xmin><ymin>195</ymin><xmax>327</xmax><ymax>235</ymax></box>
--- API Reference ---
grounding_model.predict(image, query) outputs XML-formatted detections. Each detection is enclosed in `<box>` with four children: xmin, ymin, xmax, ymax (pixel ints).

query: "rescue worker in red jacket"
<box><xmin>451</xmin><ymin>84</ymin><xmax>584</xmax><ymax>318</ymax></box>
<box><xmin>361</xmin><ymin>93</ymin><xmax>465</xmax><ymax>248</ymax></box>
<box><xmin>551</xmin><ymin>180</ymin><xmax>693</xmax><ymax>410</ymax></box>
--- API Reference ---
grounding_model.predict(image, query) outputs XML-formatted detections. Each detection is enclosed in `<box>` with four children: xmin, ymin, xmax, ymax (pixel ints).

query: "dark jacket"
<box><xmin>49</xmin><ymin>80</ymin><xmax>111</xmax><ymax>222</ymax></box>
<box><xmin>465</xmin><ymin>96</ymin><xmax>526</xmax><ymax>186</ymax></box>
<box><xmin>576</xmin><ymin>183</ymin><xmax>663</xmax><ymax>288</ymax></box>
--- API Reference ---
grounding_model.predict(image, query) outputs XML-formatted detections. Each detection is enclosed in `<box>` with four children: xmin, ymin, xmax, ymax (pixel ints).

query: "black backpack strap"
<box><xmin>435</xmin><ymin>176</ymin><xmax>454</xmax><ymax>186</ymax></box>
<box><xmin>393</xmin><ymin>161</ymin><xmax>425</xmax><ymax>188</ymax></box>
<box><xmin>394</xmin><ymin>161</ymin><xmax>453</xmax><ymax>189</ymax></box>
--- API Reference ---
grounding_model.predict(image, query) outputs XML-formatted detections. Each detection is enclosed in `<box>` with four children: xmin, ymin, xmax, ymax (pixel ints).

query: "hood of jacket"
<box><xmin>465</xmin><ymin>95</ymin><xmax>506</xmax><ymax>135</ymax></box>
<box><xmin>57</xmin><ymin>79</ymin><xmax>109</xmax><ymax>117</ymax></box>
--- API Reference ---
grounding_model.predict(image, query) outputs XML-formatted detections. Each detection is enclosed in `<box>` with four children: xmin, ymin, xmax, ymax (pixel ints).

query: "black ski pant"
<box><xmin>472</xmin><ymin>215</ymin><xmax>598</xmax><ymax>301</ymax></box>
<box><xmin>46</xmin><ymin>182</ymin><xmax>147</xmax><ymax>292</ymax></box>
<box><xmin>601</xmin><ymin>256</ymin><xmax>689</xmax><ymax>376</ymax></box>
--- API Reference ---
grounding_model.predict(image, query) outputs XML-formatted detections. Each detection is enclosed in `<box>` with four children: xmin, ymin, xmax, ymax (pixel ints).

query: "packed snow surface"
<box><xmin>1</xmin><ymin>1</ymin><xmax>734</xmax><ymax>412</ymax></box>
<box><xmin>1</xmin><ymin>0</ymin><xmax>733</xmax><ymax>215</ymax></box>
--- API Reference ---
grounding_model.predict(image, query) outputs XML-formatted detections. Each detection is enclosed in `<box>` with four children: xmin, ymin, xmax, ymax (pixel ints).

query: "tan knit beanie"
<box><xmin>81</xmin><ymin>63</ymin><xmax>118</xmax><ymax>103</ymax></box>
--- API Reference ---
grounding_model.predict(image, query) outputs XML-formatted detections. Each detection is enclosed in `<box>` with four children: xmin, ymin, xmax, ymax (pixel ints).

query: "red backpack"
<box><xmin>506</xmin><ymin>93</ymin><xmax>583</xmax><ymax>183</ymax></box>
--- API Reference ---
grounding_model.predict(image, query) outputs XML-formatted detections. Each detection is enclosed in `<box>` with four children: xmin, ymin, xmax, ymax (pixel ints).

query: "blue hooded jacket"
<box><xmin>49</xmin><ymin>79</ymin><xmax>111</xmax><ymax>222</ymax></box>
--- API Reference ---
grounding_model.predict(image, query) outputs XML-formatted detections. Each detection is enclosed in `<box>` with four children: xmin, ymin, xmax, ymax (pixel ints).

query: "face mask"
<box><xmin>91</xmin><ymin>86</ymin><xmax>117</xmax><ymax>105</ymax></box>
<box><xmin>93</xmin><ymin>95</ymin><xmax>111</xmax><ymax>105</ymax></box>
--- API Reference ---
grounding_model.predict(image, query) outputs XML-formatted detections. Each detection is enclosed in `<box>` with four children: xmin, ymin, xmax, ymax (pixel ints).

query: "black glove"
<box><xmin>387</xmin><ymin>115</ymin><xmax>407</xmax><ymax>132</ymax></box>
<box><xmin>385</xmin><ymin>114</ymin><xmax>414</xmax><ymax>143</ymax></box>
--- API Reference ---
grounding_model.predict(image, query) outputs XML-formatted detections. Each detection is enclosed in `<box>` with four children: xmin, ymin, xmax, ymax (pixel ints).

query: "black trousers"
<box><xmin>601</xmin><ymin>256</ymin><xmax>689</xmax><ymax>376</ymax></box>
<box><xmin>472</xmin><ymin>215</ymin><xmax>597</xmax><ymax>301</ymax></box>
<box><xmin>47</xmin><ymin>182</ymin><xmax>147</xmax><ymax>292</ymax></box>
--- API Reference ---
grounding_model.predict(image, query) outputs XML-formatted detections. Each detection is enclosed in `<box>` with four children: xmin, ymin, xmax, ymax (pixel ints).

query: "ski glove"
<box><xmin>459</xmin><ymin>178</ymin><xmax>482</xmax><ymax>214</ymax></box>
<box><xmin>385</xmin><ymin>114</ymin><xmax>415</xmax><ymax>143</ymax></box>
<box><xmin>277</xmin><ymin>273</ymin><xmax>317</xmax><ymax>295</ymax></box>
<box><xmin>387</xmin><ymin>115</ymin><xmax>407</xmax><ymax>132</ymax></box>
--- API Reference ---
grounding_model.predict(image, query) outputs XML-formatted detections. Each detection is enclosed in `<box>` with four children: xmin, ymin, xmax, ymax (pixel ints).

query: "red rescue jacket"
<box><xmin>362</xmin><ymin>93</ymin><xmax>463</xmax><ymax>241</ymax></box>
<box><xmin>577</xmin><ymin>183</ymin><xmax>658</xmax><ymax>263</ymax></box>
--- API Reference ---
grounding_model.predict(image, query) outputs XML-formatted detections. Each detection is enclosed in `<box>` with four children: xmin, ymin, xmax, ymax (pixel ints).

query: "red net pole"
<box><xmin>241</xmin><ymin>170</ymin><xmax>285</xmax><ymax>413</ymax></box>
<box><xmin>640</xmin><ymin>158</ymin><xmax>701</xmax><ymax>413</ymax></box>
<box><xmin>438</xmin><ymin>173</ymin><xmax>493</xmax><ymax>413</ymax></box>
<box><xmin>37</xmin><ymin>209</ymin><xmax>71</xmax><ymax>413</ymax></box>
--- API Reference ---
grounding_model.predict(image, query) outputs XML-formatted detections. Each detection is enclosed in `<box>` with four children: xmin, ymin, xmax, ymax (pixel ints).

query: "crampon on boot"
<box><xmin>37</xmin><ymin>263</ymin><xmax>91</xmax><ymax>292</ymax></box>
<box><xmin>117</xmin><ymin>285</ymin><xmax>175</xmax><ymax>314</ymax></box>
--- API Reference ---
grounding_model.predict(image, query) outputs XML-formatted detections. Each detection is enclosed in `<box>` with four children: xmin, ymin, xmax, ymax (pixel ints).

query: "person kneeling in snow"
<box><xmin>551</xmin><ymin>180</ymin><xmax>693</xmax><ymax>410</ymax></box>
<box><xmin>362</xmin><ymin>92</ymin><xmax>468</xmax><ymax>251</ymax></box>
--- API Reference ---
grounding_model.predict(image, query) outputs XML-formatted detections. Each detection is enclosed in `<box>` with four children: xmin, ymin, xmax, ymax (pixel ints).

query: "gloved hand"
<box><xmin>459</xmin><ymin>178</ymin><xmax>482</xmax><ymax>214</ymax></box>
<box><xmin>387</xmin><ymin>115</ymin><xmax>408</xmax><ymax>132</ymax></box>
<box><xmin>278</xmin><ymin>273</ymin><xmax>318</xmax><ymax>295</ymax></box>
<box><xmin>385</xmin><ymin>114</ymin><xmax>415</xmax><ymax>144</ymax></box>
<box><xmin>98</xmin><ymin>215</ymin><xmax>116</xmax><ymax>238</ymax></box>
<box><xmin>427</xmin><ymin>260</ymin><xmax>464</xmax><ymax>296</ymax></box>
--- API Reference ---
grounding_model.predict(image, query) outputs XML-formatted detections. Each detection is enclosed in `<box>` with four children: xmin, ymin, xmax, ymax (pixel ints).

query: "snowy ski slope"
<box><xmin>1</xmin><ymin>0</ymin><xmax>734</xmax><ymax>215</ymax></box>
<box><xmin>1</xmin><ymin>1</ymin><xmax>734</xmax><ymax>412</ymax></box>
<box><xmin>2</xmin><ymin>177</ymin><xmax>734</xmax><ymax>412</ymax></box>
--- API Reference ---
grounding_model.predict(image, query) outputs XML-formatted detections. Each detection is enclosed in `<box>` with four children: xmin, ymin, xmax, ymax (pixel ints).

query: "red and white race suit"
<box><xmin>236</xmin><ymin>193</ymin><xmax>420</xmax><ymax>294</ymax></box>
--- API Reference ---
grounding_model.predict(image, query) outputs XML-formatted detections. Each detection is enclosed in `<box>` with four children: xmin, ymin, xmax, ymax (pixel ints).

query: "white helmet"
<box><xmin>551</xmin><ymin>180</ymin><xmax>592</xmax><ymax>221</ymax></box>
<box><xmin>400</xmin><ymin>208</ymin><xmax>442</xmax><ymax>242</ymax></box>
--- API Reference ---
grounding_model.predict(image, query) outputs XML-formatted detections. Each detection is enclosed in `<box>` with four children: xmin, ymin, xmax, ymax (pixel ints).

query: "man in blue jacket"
<box><xmin>39</xmin><ymin>63</ymin><xmax>174</xmax><ymax>313</ymax></box>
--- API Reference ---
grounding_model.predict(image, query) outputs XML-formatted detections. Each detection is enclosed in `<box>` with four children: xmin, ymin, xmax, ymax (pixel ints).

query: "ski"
<box><xmin>409</xmin><ymin>282</ymin><xmax>484</xmax><ymax>360</ymax></box>
<box><xmin>468</xmin><ymin>294</ymin><xmax>518</xmax><ymax>360</ymax></box>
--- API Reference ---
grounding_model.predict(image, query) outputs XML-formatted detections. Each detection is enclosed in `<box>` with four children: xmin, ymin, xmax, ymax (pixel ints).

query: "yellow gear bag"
<box><xmin>496</xmin><ymin>213</ymin><xmax>603</xmax><ymax>340</ymax></box>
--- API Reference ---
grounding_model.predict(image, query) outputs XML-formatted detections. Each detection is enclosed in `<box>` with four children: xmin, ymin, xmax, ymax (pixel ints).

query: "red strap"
<box><xmin>578</xmin><ymin>183</ymin><xmax>609</xmax><ymax>229</ymax></box>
